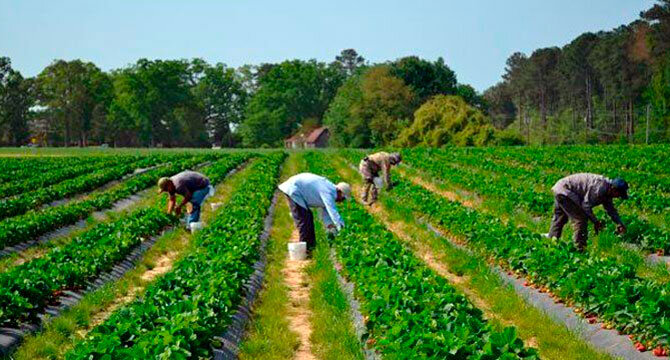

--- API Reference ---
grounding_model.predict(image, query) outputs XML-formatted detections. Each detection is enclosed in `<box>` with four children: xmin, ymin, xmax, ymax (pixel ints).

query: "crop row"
<box><xmin>398</xmin><ymin>148</ymin><xmax>670</xmax><ymax>253</ymax></box>
<box><xmin>0</xmin><ymin>156</ymin><xmax>92</xmax><ymax>184</ymax></box>
<box><xmin>65</xmin><ymin>152</ymin><xmax>285</xmax><ymax>359</ymax></box>
<box><xmin>0</xmin><ymin>156</ymin><xmax>145</xmax><ymax>199</ymax></box>
<box><xmin>0</xmin><ymin>153</ymin><xmax>236</xmax><ymax>250</ymax></box>
<box><xmin>383</xmin><ymin>171</ymin><xmax>670</xmax><ymax>352</ymax></box>
<box><xmin>0</xmin><ymin>156</ymin><xmax>167</xmax><ymax>221</ymax></box>
<box><xmin>304</xmin><ymin>151</ymin><xmax>539</xmax><ymax>359</ymax></box>
<box><xmin>0</xmin><ymin>153</ymin><xmax>250</xmax><ymax>326</ymax></box>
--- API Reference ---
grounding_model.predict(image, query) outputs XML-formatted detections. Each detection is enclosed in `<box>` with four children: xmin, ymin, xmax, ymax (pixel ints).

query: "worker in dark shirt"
<box><xmin>157</xmin><ymin>170</ymin><xmax>212</xmax><ymax>224</ymax></box>
<box><xmin>546</xmin><ymin>173</ymin><xmax>629</xmax><ymax>251</ymax></box>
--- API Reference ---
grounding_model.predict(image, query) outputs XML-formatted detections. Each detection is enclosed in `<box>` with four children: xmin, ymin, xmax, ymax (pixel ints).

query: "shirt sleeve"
<box><xmin>382</xmin><ymin>159</ymin><xmax>391</xmax><ymax>186</ymax></box>
<box><xmin>320</xmin><ymin>190</ymin><xmax>344</xmax><ymax>230</ymax></box>
<box><xmin>581</xmin><ymin>190</ymin><xmax>599</xmax><ymax>224</ymax></box>
<box><xmin>602</xmin><ymin>198</ymin><xmax>624</xmax><ymax>225</ymax></box>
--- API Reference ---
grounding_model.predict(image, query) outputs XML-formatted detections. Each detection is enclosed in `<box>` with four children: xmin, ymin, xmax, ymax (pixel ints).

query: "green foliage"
<box><xmin>0</xmin><ymin>154</ymin><xmax>248</xmax><ymax>326</ymax></box>
<box><xmin>36</xmin><ymin>60</ymin><xmax>113</xmax><ymax>147</ymax></box>
<box><xmin>240</xmin><ymin>60</ymin><xmax>344</xmax><ymax>147</ymax></box>
<box><xmin>390</xmin><ymin>56</ymin><xmax>457</xmax><ymax>104</ymax></box>
<box><xmin>323</xmin><ymin>65</ymin><xmax>415</xmax><ymax>147</ymax></box>
<box><xmin>303</xmin><ymin>151</ymin><xmax>538</xmax><ymax>359</ymax></box>
<box><xmin>0</xmin><ymin>57</ymin><xmax>32</xmax><ymax>146</ymax></box>
<box><xmin>64</xmin><ymin>153</ymin><xmax>285</xmax><ymax>358</ymax></box>
<box><xmin>395</xmin><ymin>95</ymin><xmax>495</xmax><ymax>147</ymax></box>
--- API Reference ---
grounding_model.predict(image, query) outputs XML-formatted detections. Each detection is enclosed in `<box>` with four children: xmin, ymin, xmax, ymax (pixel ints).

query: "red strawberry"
<box><xmin>653</xmin><ymin>347</ymin><xmax>667</xmax><ymax>357</ymax></box>
<box><xmin>587</xmin><ymin>317</ymin><xmax>597</xmax><ymax>324</ymax></box>
<box><xmin>635</xmin><ymin>342</ymin><xmax>647</xmax><ymax>352</ymax></box>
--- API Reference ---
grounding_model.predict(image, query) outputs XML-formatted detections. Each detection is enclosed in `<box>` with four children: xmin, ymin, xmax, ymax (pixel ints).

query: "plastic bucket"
<box><xmin>189</xmin><ymin>222</ymin><xmax>205</xmax><ymax>233</ymax></box>
<box><xmin>288</xmin><ymin>242</ymin><xmax>307</xmax><ymax>261</ymax></box>
<box><xmin>373</xmin><ymin>177</ymin><xmax>384</xmax><ymax>189</ymax></box>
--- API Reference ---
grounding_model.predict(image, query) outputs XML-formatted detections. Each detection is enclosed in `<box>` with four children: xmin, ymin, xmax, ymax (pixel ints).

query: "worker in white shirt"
<box><xmin>278</xmin><ymin>173</ymin><xmax>351</xmax><ymax>252</ymax></box>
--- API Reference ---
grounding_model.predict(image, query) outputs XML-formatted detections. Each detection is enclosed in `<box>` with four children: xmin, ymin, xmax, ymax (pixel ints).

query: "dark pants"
<box><xmin>286</xmin><ymin>195</ymin><xmax>316</xmax><ymax>250</ymax></box>
<box><xmin>548</xmin><ymin>194</ymin><xmax>589</xmax><ymax>250</ymax></box>
<box><xmin>359</xmin><ymin>159</ymin><xmax>380</xmax><ymax>203</ymax></box>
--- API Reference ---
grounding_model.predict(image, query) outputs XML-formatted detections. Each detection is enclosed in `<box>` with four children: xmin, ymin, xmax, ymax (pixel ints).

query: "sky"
<box><xmin>0</xmin><ymin>0</ymin><xmax>657</xmax><ymax>91</ymax></box>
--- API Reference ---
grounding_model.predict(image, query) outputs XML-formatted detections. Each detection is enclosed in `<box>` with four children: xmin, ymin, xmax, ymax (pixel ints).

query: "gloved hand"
<box><xmin>594</xmin><ymin>220</ymin><xmax>604</xmax><ymax>234</ymax></box>
<box><xmin>616</xmin><ymin>224</ymin><xmax>626</xmax><ymax>235</ymax></box>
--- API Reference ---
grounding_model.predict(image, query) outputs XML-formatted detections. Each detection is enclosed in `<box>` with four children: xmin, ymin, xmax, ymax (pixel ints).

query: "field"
<box><xmin>0</xmin><ymin>145</ymin><xmax>669</xmax><ymax>360</ymax></box>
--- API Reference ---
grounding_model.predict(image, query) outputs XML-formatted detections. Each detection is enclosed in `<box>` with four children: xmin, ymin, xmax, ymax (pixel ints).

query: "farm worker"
<box><xmin>358</xmin><ymin>152</ymin><xmax>402</xmax><ymax>205</ymax></box>
<box><xmin>278</xmin><ymin>173</ymin><xmax>351</xmax><ymax>251</ymax></box>
<box><xmin>545</xmin><ymin>173</ymin><xmax>628</xmax><ymax>251</ymax></box>
<box><xmin>157</xmin><ymin>170</ymin><xmax>213</xmax><ymax>225</ymax></box>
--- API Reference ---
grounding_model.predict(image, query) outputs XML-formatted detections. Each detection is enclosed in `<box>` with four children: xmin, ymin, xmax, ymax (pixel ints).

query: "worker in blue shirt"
<box><xmin>278</xmin><ymin>173</ymin><xmax>351</xmax><ymax>252</ymax></box>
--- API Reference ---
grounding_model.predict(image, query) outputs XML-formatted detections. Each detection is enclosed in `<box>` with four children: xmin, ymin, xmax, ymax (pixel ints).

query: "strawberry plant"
<box><xmin>0</xmin><ymin>153</ymin><xmax>252</xmax><ymax>326</ymax></box>
<box><xmin>304</xmin><ymin>151</ymin><xmax>539</xmax><ymax>359</ymax></box>
<box><xmin>64</xmin><ymin>152</ymin><xmax>285</xmax><ymax>359</ymax></box>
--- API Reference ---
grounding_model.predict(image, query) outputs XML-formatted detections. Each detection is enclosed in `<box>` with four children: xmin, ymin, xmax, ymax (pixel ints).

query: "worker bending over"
<box><xmin>158</xmin><ymin>170</ymin><xmax>213</xmax><ymax>225</ymax></box>
<box><xmin>278</xmin><ymin>173</ymin><xmax>351</xmax><ymax>252</ymax></box>
<box><xmin>546</xmin><ymin>173</ymin><xmax>628</xmax><ymax>251</ymax></box>
<box><xmin>358</xmin><ymin>152</ymin><xmax>402</xmax><ymax>205</ymax></box>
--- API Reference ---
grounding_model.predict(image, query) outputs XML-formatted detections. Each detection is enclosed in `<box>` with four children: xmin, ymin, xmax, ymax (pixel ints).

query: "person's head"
<box><xmin>157</xmin><ymin>177</ymin><xmax>175</xmax><ymax>194</ymax></box>
<box><xmin>389</xmin><ymin>152</ymin><xmax>402</xmax><ymax>166</ymax></box>
<box><xmin>610</xmin><ymin>178</ymin><xmax>629</xmax><ymax>200</ymax></box>
<box><xmin>335</xmin><ymin>182</ymin><xmax>351</xmax><ymax>202</ymax></box>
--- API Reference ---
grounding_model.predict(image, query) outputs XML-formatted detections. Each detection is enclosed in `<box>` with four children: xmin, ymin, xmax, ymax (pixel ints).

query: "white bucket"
<box><xmin>189</xmin><ymin>222</ymin><xmax>205</xmax><ymax>233</ymax></box>
<box><xmin>373</xmin><ymin>177</ymin><xmax>384</xmax><ymax>189</ymax></box>
<box><xmin>210</xmin><ymin>202</ymin><xmax>223</xmax><ymax>211</ymax></box>
<box><xmin>288</xmin><ymin>242</ymin><xmax>307</xmax><ymax>261</ymax></box>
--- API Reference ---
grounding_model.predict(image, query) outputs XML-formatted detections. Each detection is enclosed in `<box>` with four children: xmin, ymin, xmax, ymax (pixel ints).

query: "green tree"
<box><xmin>108</xmin><ymin>59</ymin><xmax>194</xmax><ymax>147</ymax></box>
<box><xmin>395</xmin><ymin>95</ymin><xmax>495</xmax><ymax>147</ymax></box>
<box><xmin>0</xmin><ymin>57</ymin><xmax>32</xmax><ymax>146</ymax></box>
<box><xmin>240</xmin><ymin>59</ymin><xmax>344</xmax><ymax>147</ymax></box>
<box><xmin>335</xmin><ymin>49</ymin><xmax>365</xmax><ymax>76</ymax></box>
<box><xmin>390</xmin><ymin>56</ymin><xmax>457</xmax><ymax>104</ymax></box>
<box><xmin>36</xmin><ymin>60</ymin><xmax>111</xmax><ymax>146</ymax></box>
<box><xmin>194</xmin><ymin>63</ymin><xmax>247</xmax><ymax>146</ymax></box>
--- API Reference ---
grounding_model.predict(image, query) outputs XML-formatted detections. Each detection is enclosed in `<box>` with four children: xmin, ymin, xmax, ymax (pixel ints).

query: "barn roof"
<box><xmin>305</xmin><ymin>127</ymin><xmax>328</xmax><ymax>143</ymax></box>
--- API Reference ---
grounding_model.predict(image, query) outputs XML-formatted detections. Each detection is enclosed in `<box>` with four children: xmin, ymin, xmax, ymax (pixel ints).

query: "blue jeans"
<box><xmin>188</xmin><ymin>186</ymin><xmax>211</xmax><ymax>223</ymax></box>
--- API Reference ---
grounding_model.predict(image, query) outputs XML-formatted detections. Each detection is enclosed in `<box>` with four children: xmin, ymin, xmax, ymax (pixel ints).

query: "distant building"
<box><xmin>284</xmin><ymin>133</ymin><xmax>306</xmax><ymax>149</ymax></box>
<box><xmin>305</xmin><ymin>127</ymin><xmax>329</xmax><ymax>148</ymax></box>
<box><xmin>284</xmin><ymin>127</ymin><xmax>330</xmax><ymax>149</ymax></box>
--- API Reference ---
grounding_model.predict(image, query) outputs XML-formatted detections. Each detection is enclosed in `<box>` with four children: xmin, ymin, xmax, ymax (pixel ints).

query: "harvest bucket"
<box><xmin>373</xmin><ymin>177</ymin><xmax>384</xmax><ymax>189</ymax></box>
<box><xmin>189</xmin><ymin>221</ymin><xmax>205</xmax><ymax>233</ymax></box>
<box><xmin>288</xmin><ymin>242</ymin><xmax>307</xmax><ymax>260</ymax></box>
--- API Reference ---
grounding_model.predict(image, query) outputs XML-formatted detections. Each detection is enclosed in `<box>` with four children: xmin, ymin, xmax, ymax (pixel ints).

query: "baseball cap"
<box><xmin>157</xmin><ymin>177</ymin><xmax>170</xmax><ymax>194</ymax></box>
<box><xmin>336</xmin><ymin>182</ymin><xmax>351</xmax><ymax>200</ymax></box>
<box><xmin>611</xmin><ymin>178</ymin><xmax>629</xmax><ymax>199</ymax></box>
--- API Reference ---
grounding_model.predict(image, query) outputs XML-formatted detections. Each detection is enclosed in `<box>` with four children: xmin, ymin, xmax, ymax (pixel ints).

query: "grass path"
<box><xmin>239</xmin><ymin>151</ymin><xmax>363</xmax><ymax>360</ymax></box>
<box><xmin>331</xmin><ymin>154</ymin><xmax>613</xmax><ymax>360</ymax></box>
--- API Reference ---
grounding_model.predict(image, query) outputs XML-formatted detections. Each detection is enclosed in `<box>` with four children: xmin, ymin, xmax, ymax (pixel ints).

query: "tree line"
<box><xmin>484</xmin><ymin>0</ymin><xmax>670</xmax><ymax>144</ymax></box>
<box><xmin>1</xmin><ymin>0</ymin><xmax>668</xmax><ymax>147</ymax></box>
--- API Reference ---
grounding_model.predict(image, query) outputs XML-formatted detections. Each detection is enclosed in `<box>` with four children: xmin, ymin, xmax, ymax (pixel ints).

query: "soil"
<box><xmin>76</xmin><ymin>250</ymin><xmax>178</xmax><ymax>339</ymax></box>
<box><xmin>283</xmin><ymin>230</ymin><xmax>316</xmax><ymax>360</ymax></box>
<box><xmin>398</xmin><ymin>168</ymin><xmax>478</xmax><ymax>208</ymax></box>
<box><xmin>349</xmin><ymin>180</ymin><xmax>511</xmax><ymax>327</ymax></box>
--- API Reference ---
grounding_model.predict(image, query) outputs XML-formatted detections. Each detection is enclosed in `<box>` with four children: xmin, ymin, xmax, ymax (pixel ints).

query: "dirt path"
<box><xmin>397</xmin><ymin>167</ymin><xmax>479</xmax><ymax>208</ymax></box>
<box><xmin>283</xmin><ymin>229</ymin><xmax>316</xmax><ymax>360</ymax></box>
<box><xmin>77</xmin><ymin>251</ymin><xmax>179</xmax><ymax>337</ymax></box>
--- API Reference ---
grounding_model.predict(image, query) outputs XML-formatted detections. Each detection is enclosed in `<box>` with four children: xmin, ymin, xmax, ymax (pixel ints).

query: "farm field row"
<box><xmin>2</xmin><ymin>146</ymin><xmax>668</xmax><ymax>360</ymax></box>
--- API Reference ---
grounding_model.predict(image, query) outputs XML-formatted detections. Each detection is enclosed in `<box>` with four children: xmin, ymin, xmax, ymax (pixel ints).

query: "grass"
<box><xmin>332</xmin><ymin>154</ymin><xmax>614</xmax><ymax>360</ymax></box>
<box><xmin>5</xmin><ymin>159</ymin><xmax>257</xmax><ymax>360</ymax></box>
<box><xmin>307</xmin><ymin>226</ymin><xmax>365</xmax><ymax>360</ymax></box>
